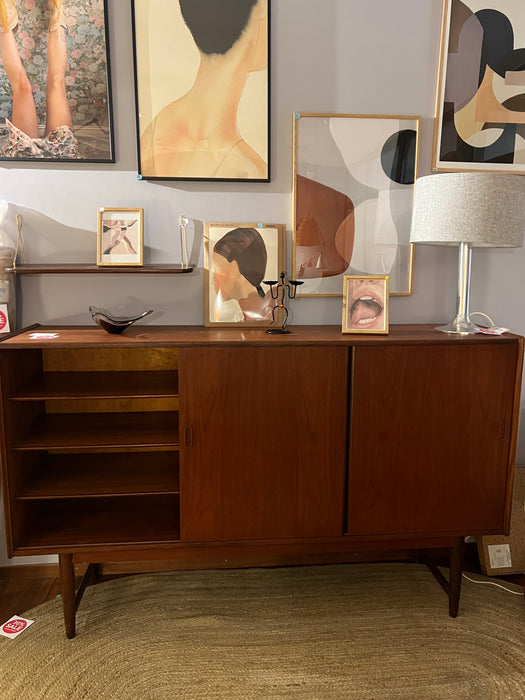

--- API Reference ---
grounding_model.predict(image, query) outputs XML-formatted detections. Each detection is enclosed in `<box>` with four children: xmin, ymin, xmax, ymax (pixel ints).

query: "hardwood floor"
<box><xmin>0</xmin><ymin>574</ymin><xmax>61</xmax><ymax>622</ymax></box>
<box><xmin>1</xmin><ymin>550</ymin><xmax>523</xmax><ymax>624</ymax></box>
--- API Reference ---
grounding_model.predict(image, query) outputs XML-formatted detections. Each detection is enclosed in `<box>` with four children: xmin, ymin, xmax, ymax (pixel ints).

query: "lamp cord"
<box><xmin>470</xmin><ymin>311</ymin><xmax>509</xmax><ymax>335</ymax></box>
<box><xmin>462</xmin><ymin>571</ymin><xmax>523</xmax><ymax>596</ymax></box>
<box><xmin>470</xmin><ymin>311</ymin><xmax>495</xmax><ymax>328</ymax></box>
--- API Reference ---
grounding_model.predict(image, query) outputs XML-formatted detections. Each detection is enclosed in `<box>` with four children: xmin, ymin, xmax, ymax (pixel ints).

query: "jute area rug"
<box><xmin>0</xmin><ymin>563</ymin><xmax>523</xmax><ymax>699</ymax></box>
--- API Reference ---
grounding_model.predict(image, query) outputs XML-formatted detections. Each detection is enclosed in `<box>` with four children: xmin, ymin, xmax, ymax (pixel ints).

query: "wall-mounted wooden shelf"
<box><xmin>7</xmin><ymin>264</ymin><xmax>194</xmax><ymax>274</ymax></box>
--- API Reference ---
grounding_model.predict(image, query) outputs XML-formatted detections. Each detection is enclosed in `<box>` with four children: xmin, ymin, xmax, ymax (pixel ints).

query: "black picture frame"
<box><xmin>0</xmin><ymin>0</ymin><xmax>115</xmax><ymax>163</ymax></box>
<box><xmin>131</xmin><ymin>0</ymin><xmax>270</xmax><ymax>182</ymax></box>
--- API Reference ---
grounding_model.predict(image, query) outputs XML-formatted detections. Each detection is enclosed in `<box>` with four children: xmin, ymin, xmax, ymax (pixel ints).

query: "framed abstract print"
<box><xmin>0</xmin><ymin>0</ymin><xmax>114</xmax><ymax>163</ymax></box>
<box><xmin>433</xmin><ymin>0</ymin><xmax>525</xmax><ymax>173</ymax></box>
<box><xmin>97</xmin><ymin>208</ymin><xmax>144</xmax><ymax>267</ymax></box>
<box><xmin>131</xmin><ymin>0</ymin><xmax>270</xmax><ymax>181</ymax></box>
<box><xmin>342</xmin><ymin>275</ymin><xmax>389</xmax><ymax>334</ymax></box>
<box><xmin>204</xmin><ymin>222</ymin><xmax>285</xmax><ymax>326</ymax></box>
<box><xmin>293</xmin><ymin>113</ymin><xmax>420</xmax><ymax>296</ymax></box>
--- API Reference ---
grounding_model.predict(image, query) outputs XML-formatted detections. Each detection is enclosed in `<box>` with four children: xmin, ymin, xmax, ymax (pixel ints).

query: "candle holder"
<box><xmin>263</xmin><ymin>271</ymin><xmax>303</xmax><ymax>334</ymax></box>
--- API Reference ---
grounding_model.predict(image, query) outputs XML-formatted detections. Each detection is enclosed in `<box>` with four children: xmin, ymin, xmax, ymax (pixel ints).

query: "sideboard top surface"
<box><xmin>0</xmin><ymin>324</ymin><xmax>522</xmax><ymax>349</ymax></box>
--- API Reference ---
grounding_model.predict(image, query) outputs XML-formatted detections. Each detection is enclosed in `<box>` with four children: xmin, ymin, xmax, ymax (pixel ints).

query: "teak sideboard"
<box><xmin>0</xmin><ymin>324</ymin><xmax>522</xmax><ymax>637</ymax></box>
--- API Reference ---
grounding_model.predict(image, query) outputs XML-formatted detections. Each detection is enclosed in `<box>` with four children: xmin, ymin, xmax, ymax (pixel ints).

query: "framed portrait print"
<box><xmin>131</xmin><ymin>0</ymin><xmax>270</xmax><ymax>181</ymax></box>
<box><xmin>204</xmin><ymin>223</ymin><xmax>285</xmax><ymax>326</ymax></box>
<box><xmin>342</xmin><ymin>275</ymin><xmax>389</xmax><ymax>334</ymax></box>
<box><xmin>97</xmin><ymin>208</ymin><xmax>144</xmax><ymax>267</ymax></box>
<box><xmin>0</xmin><ymin>0</ymin><xmax>114</xmax><ymax>163</ymax></box>
<box><xmin>433</xmin><ymin>0</ymin><xmax>525</xmax><ymax>173</ymax></box>
<box><xmin>293</xmin><ymin>113</ymin><xmax>420</xmax><ymax>297</ymax></box>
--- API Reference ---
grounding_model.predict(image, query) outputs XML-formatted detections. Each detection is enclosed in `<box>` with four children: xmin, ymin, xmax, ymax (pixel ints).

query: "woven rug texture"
<box><xmin>0</xmin><ymin>562</ymin><xmax>523</xmax><ymax>699</ymax></box>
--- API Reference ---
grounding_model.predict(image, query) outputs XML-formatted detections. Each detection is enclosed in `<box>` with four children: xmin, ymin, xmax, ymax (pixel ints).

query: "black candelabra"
<box><xmin>263</xmin><ymin>271</ymin><xmax>304</xmax><ymax>334</ymax></box>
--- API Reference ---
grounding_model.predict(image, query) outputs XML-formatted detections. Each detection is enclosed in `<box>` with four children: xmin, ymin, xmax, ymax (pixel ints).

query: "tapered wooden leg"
<box><xmin>448</xmin><ymin>536</ymin><xmax>465</xmax><ymax>618</ymax></box>
<box><xmin>58</xmin><ymin>553</ymin><xmax>76</xmax><ymax>639</ymax></box>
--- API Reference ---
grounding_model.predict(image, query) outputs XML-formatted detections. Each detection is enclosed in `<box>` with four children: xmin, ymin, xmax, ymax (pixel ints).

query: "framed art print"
<box><xmin>342</xmin><ymin>275</ymin><xmax>389</xmax><ymax>334</ymax></box>
<box><xmin>132</xmin><ymin>0</ymin><xmax>270</xmax><ymax>181</ymax></box>
<box><xmin>0</xmin><ymin>0</ymin><xmax>114</xmax><ymax>162</ymax></box>
<box><xmin>293</xmin><ymin>113</ymin><xmax>420</xmax><ymax>296</ymax></box>
<box><xmin>97</xmin><ymin>208</ymin><xmax>144</xmax><ymax>267</ymax></box>
<box><xmin>433</xmin><ymin>0</ymin><xmax>525</xmax><ymax>172</ymax></box>
<box><xmin>204</xmin><ymin>222</ymin><xmax>285</xmax><ymax>326</ymax></box>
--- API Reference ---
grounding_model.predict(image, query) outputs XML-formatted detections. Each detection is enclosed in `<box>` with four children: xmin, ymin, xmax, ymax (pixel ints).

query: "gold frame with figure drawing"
<box><xmin>97</xmin><ymin>207</ymin><xmax>144</xmax><ymax>266</ymax></box>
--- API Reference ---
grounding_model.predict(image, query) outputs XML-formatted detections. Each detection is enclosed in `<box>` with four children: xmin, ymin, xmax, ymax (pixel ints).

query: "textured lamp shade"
<box><xmin>410</xmin><ymin>173</ymin><xmax>525</xmax><ymax>247</ymax></box>
<box><xmin>410</xmin><ymin>172</ymin><xmax>525</xmax><ymax>335</ymax></box>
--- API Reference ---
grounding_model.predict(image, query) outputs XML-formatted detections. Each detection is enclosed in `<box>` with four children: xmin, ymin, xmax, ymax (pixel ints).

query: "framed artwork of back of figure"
<box><xmin>0</xmin><ymin>0</ymin><xmax>114</xmax><ymax>162</ymax></box>
<box><xmin>433</xmin><ymin>0</ymin><xmax>525</xmax><ymax>172</ymax></box>
<box><xmin>132</xmin><ymin>0</ymin><xmax>270</xmax><ymax>181</ymax></box>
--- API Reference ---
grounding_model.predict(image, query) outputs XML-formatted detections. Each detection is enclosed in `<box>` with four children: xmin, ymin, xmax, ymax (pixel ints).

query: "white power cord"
<box><xmin>462</xmin><ymin>571</ymin><xmax>523</xmax><ymax>596</ymax></box>
<box><xmin>470</xmin><ymin>312</ymin><xmax>509</xmax><ymax>335</ymax></box>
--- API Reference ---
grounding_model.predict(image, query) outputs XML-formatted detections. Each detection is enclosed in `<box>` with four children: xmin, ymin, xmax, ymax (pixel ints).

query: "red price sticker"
<box><xmin>0</xmin><ymin>616</ymin><xmax>34</xmax><ymax>639</ymax></box>
<box><xmin>0</xmin><ymin>310</ymin><xmax>7</xmax><ymax>332</ymax></box>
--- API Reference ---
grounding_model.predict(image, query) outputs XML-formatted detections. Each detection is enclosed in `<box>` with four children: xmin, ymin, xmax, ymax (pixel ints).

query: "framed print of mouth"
<box><xmin>342</xmin><ymin>275</ymin><xmax>389</xmax><ymax>334</ymax></box>
<box><xmin>293</xmin><ymin>113</ymin><xmax>420</xmax><ymax>296</ymax></box>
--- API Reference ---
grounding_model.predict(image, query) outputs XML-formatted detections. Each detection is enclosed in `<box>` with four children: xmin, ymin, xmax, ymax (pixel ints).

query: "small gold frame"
<box><xmin>342</xmin><ymin>275</ymin><xmax>389</xmax><ymax>334</ymax></box>
<box><xmin>97</xmin><ymin>207</ymin><xmax>144</xmax><ymax>266</ymax></box>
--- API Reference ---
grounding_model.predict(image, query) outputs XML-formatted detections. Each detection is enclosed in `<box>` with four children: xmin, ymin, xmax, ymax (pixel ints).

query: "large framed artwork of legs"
<box><xmin>0</xmin><ymin>0</ymin><xmax>114</xmax><ymax>162</ymax></box>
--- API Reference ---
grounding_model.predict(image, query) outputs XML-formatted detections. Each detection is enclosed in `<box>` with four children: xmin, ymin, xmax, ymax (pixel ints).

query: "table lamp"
<box><xmin>410</xmin><ymin>172</ymin><xmax>525</xmax><ymax>335</ymax></box>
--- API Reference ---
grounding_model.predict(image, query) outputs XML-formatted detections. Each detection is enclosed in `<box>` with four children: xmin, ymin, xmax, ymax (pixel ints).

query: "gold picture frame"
<box><xmin>204</xmin><ymin>222</ymin><xmax>285</xmax><ymax>326</ymax></box>
<box><xmin>97</xmin><ymin>207</ymin><xmax>144</xmax><ymax>267</ymax></box>
<box><xmin>342</xmin><ymin>275</ymin><xmax>389</xmax><ymax>334</ymax></box>
<box><xmin>433</xmin><ymin>0</ymin><xmax>525</xmax><ymax>173</ymax></box>
<box><xmin>293</xmin><ymin>113</ymin><xmax>419</xmax><ymax>297</ymax></box>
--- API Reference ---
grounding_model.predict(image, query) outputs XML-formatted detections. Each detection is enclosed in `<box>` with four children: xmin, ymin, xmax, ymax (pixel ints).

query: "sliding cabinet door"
<box><xmin>179</xmin><ymin>346</ymin><xmax>348</xmax><ymax>542</ymax></box>
<box><xmin>348</xmin><ymin>342</ymin><xmax>521</xmax><ymax>536</ymax></box>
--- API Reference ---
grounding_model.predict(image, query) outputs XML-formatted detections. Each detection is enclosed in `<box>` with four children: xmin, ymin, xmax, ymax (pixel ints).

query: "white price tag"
<box><xmin>487</xmin><ymin>543</ymin><xmax>512</xmax><ymax>569</ymax></box>
<box><xmin>28</xmin><ymin>333</ymin><xmax>59</xmax><ymax>340</ymax></box>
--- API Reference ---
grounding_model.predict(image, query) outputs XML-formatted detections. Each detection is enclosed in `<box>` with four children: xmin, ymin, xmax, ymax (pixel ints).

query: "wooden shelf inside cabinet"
<box><xmin>11</xmin><ymin>370</ymin><xmax>179</xmax><ymax>401</ymax></box>
<box><xmin>7</xmin><ymin>264</ymin><xmax>194</xmax><ymax>274</ymax></box>
<box><xmin>15</xmin><ymin>495</ymin><xmax>181</xmax><ymax>550</ymax></box>
<box><xmin>17</xmin><ymin>452</ymin><xmax>179</xmax><ymax>499</ymax></box>
<box><xmin>13</xmin><ymin>412</ymin><xmax>179</xmax><ymax>451</ymax></box>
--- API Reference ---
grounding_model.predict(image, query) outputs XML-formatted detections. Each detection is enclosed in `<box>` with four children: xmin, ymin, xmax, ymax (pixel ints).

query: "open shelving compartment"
<box><xmin>2</xmin><ymin>345</ymin><xmax>182</xmax><ymax>555</ymax></box>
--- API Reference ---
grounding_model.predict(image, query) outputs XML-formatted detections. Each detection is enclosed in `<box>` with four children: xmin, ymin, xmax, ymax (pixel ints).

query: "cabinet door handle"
<box><xmin>499</xmin><ymin>420</ymin><xmax>506</xmax><ymax>441</ymax></box>
<box><xmin>184</xmin><ymin>426</ymin><xmax>193</xmax><ymax>448</ymax></box>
